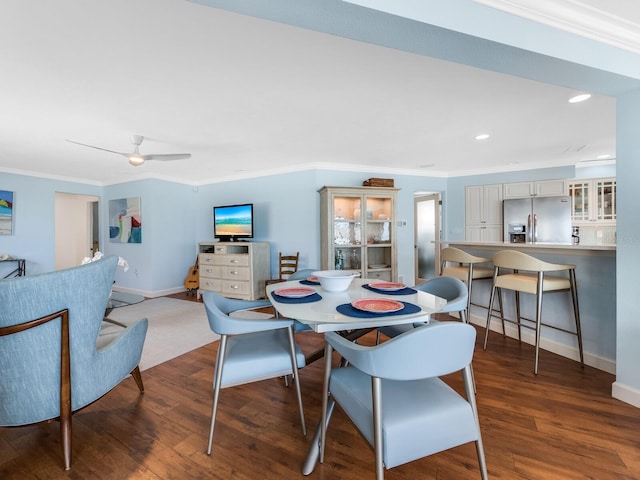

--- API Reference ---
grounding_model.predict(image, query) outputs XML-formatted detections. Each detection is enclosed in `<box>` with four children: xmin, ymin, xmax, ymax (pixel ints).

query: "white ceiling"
<box><xmin>0</xmin><ymin>0</ymin><xmax>623</xmax><ymax>186</ymax></box>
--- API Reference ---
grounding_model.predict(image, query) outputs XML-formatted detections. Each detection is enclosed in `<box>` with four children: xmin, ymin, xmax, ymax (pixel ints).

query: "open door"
<box><xmin>55</xmin><ymin>193</ymin><xmax>100</xmax><ymax>270</ymax></box>
<box><xmin>414</xmin><ymin>193</ymin><xmax>441</xmax><ymax>285</ymax></box>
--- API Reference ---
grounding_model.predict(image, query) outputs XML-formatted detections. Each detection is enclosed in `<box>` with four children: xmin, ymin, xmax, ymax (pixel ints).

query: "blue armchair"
<box><xmin>0</xmin><ymin>256</ymin><xmax>148</xmax><ymax>470</ymax></box>
<box><xmin>320</xmin><ymin>321</ymin><xmax>488</xmax><ymax>479</ymax></box>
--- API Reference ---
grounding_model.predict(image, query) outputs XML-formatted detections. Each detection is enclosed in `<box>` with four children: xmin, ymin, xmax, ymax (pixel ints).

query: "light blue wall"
<box><xmin>0</xmin><ymin>172</ymin><xmax>102</xmax><ymax>277</ymax></box>
<box><xmin>614</xmin><ymin>89</ymin><xmax>640</xmax><ymax>396</ymax></box>
<box><xmin>196</xmin><ymin>169</ymin><xmax>447</xmax><ymax>282</ymax></box>
<box><xmin>103</xmin><ymin>179</ymin><xmax>197</xmax><ymax>295</ymax></box>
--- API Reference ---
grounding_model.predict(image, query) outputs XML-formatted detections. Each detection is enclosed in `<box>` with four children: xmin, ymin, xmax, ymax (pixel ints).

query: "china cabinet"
<box><xmin>319</xmin><ymin>186</ymin><xmax>398</xmax><ymax>282</ymax></box>
<box><xmin>569</xmin><ymin>177</ymin><xmax>616</xmax><ymax>225</ymax></box>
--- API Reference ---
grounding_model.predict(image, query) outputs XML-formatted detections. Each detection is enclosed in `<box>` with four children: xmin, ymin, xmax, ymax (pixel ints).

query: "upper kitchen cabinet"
<box><xmin>319</xmin><ymin>186</ymin><xmax>398</xmax><ymax>282</ymax></box>
<box><xmin>503</xmin><ymin>179</ymin><xmax>568</xmax><ymax>199</ymax></box>
<box><xmin>465</xmin><ymin>184</ymin><xmax>503</xmax><ymax>242</ymax></box>
<box><xmin>569</xmin><ymin>177</ymin><xmax>616</xmax><ymax>225</ymax></box>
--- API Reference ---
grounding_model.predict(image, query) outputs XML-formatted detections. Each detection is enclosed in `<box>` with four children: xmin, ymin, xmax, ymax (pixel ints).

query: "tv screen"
<box><xmin>213</xmin><ymin>203</ymin><xmax>254</xmax><ymax>241</ymax></box>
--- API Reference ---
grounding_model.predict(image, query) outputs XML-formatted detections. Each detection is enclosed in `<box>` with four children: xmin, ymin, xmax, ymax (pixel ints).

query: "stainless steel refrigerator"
<box><xmin>503</xmin><ymin>196</ymin><xmax>572</xmax><ymax>244</ymax></box>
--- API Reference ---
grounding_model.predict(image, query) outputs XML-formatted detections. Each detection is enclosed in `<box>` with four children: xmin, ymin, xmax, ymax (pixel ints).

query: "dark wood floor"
<box><xmin>2</xmin><ymin>292</ymin><xmax>640</xmax><ymax>479</ymax></box>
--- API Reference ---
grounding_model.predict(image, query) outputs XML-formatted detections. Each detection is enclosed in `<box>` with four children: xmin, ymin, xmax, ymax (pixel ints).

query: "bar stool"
<box><xmin>483</xmin><ymin>250</ymin><xmax>584</xmax><ymax>374</ymax></box>
<box><xmin>440</xmin><ymin>247</ymin><xmax>500</xmax><ymax>321</ymax></box>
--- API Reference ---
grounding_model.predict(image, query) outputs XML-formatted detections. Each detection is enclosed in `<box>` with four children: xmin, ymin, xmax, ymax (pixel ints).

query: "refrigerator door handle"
<box><xmin>527</xmin><ymin>214</ymin><xmax>532</xmax><ymax>243</ymax></box>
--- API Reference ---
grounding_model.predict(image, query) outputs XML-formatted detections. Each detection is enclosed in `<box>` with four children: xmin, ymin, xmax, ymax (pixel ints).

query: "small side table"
<box><xmin>1</xmin><ymin>258</ymin><xmax>25</xmax><ymax>278</ymax></box>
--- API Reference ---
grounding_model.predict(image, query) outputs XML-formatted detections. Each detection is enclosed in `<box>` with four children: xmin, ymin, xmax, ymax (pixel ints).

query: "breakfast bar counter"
<box><xmin>439</xmin><ymin>240</ymin><xmax>616</xmax><ymax>373</ymax></box>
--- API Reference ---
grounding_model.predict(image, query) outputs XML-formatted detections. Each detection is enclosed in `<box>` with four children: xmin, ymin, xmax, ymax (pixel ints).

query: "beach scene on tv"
<box><xmin>215</xmin><ymin>205</ymin><xmax>253</xmax><ymax>236</ymax></box>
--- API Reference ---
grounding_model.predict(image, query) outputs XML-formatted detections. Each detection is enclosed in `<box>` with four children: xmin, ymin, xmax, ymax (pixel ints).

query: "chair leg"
<box><xmin>372</xmin><ymin>376</ymin><xmax>384</xmax><ymax>480</ymax></box>
<box><xmin>287</xmin><ymin>325</ymin><xmax>306</xmax><ymax>437</ymax></box>
<box><xmin>570</xmin><ymin>269</ymin><xmax>585</xmax><ymax>367</ymax></box>
<box><xmin>320</xmin><ymin>342</ymin><xmax>334</xmax><ymax>463</ymax></box>
<box><xmin>515</xmin><ymin>290</ymin><xmax>522</xmax><ymax>341</ymax></box>
<box><xmin>534</xmin><ymin>273</ymin><xmax>544</xmax><ymax>375</ymax></box>
<box><xmin>207</xmin><ymin>335</ymin><xmax>227</xmax><ymax>455</ymax></box>
<box><xmin>460</xmin><ymin>310</ymin><xmax>477</xmax><ymax>394</ymax></box>
<box><xmin>130</xmin><ymin>366</ymin><xmax>144</xmax><ymax>393</ymax></box>
<box><xmin>483</xmin><ymin>285</ymin><xmax>497</xmax><ymax>350</ymax></box>
<box><xmin>463</xmin><ymin>365</ymin><xmax>488</xmax><ymax>480</ymax></box>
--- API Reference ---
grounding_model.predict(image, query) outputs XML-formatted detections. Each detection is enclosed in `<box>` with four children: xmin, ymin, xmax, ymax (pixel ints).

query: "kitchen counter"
<box><xmin>440</xmin><ymin>240</ymin><xmax>616</xmax><ymax>256</ymax></box>
<box><xmin>439</xmin><ymin>240</ymin><xmax>616</xmax><ymax>373</ymax></box>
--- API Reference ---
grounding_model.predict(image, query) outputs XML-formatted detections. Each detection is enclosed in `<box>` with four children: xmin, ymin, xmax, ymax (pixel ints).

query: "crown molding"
<box><xmin>473</xmin><ymin>0</ymin><xmax>640</xmax><ymax>54</ymax></box>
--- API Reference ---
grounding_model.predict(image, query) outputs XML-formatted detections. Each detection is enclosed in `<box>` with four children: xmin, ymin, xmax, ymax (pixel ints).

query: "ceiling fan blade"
<box><xmin>66</xmin><ymin>139</ymin><xmax>127</xmax><ymax>156</ymax></box>
<box><xmin>142</xmin><ymin>153</ymin><xmax>192</xmax><ymax>161</ymax></box>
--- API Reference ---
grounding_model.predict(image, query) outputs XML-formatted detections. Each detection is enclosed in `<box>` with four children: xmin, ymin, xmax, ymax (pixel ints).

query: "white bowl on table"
<box><xmin>312</xmin><ymin>270</ymin><xmax>361</xmax><ymax>292</ymax></box>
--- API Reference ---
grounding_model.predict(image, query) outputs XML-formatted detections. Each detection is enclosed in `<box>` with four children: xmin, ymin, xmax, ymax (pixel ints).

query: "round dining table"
<box><xmin>267</xmin><ymin>276</ymin><xmax>447</xmax><ymax>475</ymax></box>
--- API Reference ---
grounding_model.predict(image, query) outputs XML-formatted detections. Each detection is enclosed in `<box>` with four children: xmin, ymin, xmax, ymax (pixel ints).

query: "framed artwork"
<box><xmin>0</xmin><ymin>190</ymin><xmax>14</xmax><ymax>235</ymax></box>
<box><xmin>109</xmin><ymin>197</ymin><xmax>142</xmax><ymax>244</ymax></box>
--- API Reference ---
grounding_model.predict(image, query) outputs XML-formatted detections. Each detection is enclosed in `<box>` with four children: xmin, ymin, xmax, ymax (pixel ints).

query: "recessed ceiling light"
<box><xmin>569</xmin><ymin>93</ymin><xmax>591</xmax><ymax>103</ymax></box>
<box><xmin>597</xmin><ymin>154</ymin><xmax>612</xmax><ymax>159</ymax></box>
<box><xmin>475</xmin><ymin>134</ymin><xmax>490</xmax><ymax>140</ymax></box>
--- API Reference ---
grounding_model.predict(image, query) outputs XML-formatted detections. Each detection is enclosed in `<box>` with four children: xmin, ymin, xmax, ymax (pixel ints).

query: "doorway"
<box><xmin>414</xmin><ymin>193</ymin><xmax>441</xmax><ymax>285</ymax></box>
<box><xmin>55</xmin><ymin>193</ymin><xmax>100</xmax><ymax>270</ymax></box>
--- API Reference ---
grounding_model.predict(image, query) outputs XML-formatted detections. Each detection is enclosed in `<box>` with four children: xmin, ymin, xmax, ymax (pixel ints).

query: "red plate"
<box><xmin>274</xmin><ymin>287</ymin><xmax>316</xmax><ymax>298</ymax></box>
<box><xmin>351</xmin><ymin>298</ymin><xmax>404</xmax><ymax>313</ymax></box>
<box><xmin>369</xmin><ymin>281</ymin><xmax>405</xmax><ymax>291</ymax></box>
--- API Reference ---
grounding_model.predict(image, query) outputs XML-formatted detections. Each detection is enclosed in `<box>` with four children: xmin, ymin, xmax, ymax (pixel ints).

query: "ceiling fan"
<box><xmin>67</xmin><ymin>135</ymin><xmax>191</xmax><ymax>166</ymax></box>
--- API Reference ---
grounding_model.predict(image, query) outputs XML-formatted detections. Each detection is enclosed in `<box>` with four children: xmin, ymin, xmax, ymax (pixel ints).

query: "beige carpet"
<box><xmin>99</xmin><ymin>297</ymin><xmax>219</xmax><ymax>371</ymax></box>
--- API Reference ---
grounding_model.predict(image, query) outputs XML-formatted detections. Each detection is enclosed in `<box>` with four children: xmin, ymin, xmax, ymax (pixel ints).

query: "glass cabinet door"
<box><xmin>569</xmin><ymin>181</ymin><xmax>590</xmax><ymax>223</ymax></box>
<box><xmin>333</xmin><ymin>195</ymin><xmax>362</xmax><ymax>270</ymax></box>
<box><xmin>595</xmin><ymin>178</ymin><xmax>616</xmax><ymax>222</ymax></box>
<box><xmin>364</xmin><ymin>196</ymin><xmax>393</xmax><ymax>281</ymax></box>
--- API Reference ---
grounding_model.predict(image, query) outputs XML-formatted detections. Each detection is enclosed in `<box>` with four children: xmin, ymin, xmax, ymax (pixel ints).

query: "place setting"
<box><xmin>299</xmin><ymin>275</ymin><xmax>321</xmax><ymax>286</ymax></box>
<box><xmin>336</xmin><ymin>297</ymin><xmax>421</xmax><ymax>318</ymax></box>
<box><xmin>362</xmin><ymin>281</ymin><xmax>416</xmax><ymax>295</ymax></box>
<box><xmin>272</xmin><ymin>286</ymin><xmax>322</xmax><ymax>304</ymax></box>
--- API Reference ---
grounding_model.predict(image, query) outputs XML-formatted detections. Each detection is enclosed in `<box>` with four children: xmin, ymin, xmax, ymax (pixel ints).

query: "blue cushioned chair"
<box><xmin>320</xmin><ymin>322</ymin><xmax>488</xmax><ymax>480</ymax></box>
<box><xmin>202</xmin><ymin>290</ymin><xmax>306</xmax><ymax>455</ymax></box>
<box><xmin>283</xmin><ymin>268</ymin><xmax>318</xmax><ymax>332</ymax></box>
<box><xmin>0</xmin><ymin>256</ymin><xmax>148</xmax><ymax>470</ymax></box>
<box><xmin>377</xmin><ymin>276</ymin><xmax>469</xmax><ymax>341</ymax></box>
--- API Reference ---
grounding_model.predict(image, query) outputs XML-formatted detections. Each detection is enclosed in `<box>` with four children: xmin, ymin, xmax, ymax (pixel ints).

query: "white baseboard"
<box><xmin>612</xmin><ymin>382</ymin><xmax>640</xmax><ymax>408</ymax></box>
<box><xmin>468</xmin><ymin>312</ymin><xmax>616</xmax><ymax>375</ymax></box>
<box><xmin>112</xmin><ymin>285</ymin><xmax>187</xmax><ymax>298</ymax></box>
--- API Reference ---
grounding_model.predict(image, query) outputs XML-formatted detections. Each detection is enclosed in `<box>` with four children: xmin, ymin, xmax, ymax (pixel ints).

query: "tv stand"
<box><xmin>197</xmin><ymin>241</ymin><xmax>270</xmax><ymax>300</ymax></box>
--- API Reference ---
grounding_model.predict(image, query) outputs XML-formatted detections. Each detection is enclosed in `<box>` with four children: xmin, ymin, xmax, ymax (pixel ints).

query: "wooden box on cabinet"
<box><xmin>197</xmin><ymin>241</ymin><xmax>270</xmax><ymax>300</ymax></box>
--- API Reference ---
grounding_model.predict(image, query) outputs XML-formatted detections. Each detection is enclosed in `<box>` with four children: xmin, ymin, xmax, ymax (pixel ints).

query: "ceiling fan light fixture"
<box><xmin>128</xmin><ymin>155</ymin><xmax>145</xmax><ymax>166</ymax></box>
<box><xmin>475</xmin><ymin>133</ymin><xmax>490</xmax><ymax>140</ymax></box>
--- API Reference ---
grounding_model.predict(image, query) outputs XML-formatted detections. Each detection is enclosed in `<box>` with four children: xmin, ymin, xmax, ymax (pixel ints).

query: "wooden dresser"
<box><xmin>198</xmin><ymin>241</ymin><xmax>270</xmax><ymax>300</ymax></box>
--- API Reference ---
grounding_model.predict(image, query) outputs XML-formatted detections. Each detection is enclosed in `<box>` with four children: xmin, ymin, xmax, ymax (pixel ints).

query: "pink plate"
<box><xmin>307</xmin><ymin>276</ymin><xmax>319</xmax><ymax>282</ymax></box>
<box><xmin>275</xmin><ymin>287</ymin><xmax>316</xmax><ymax>298</ymax></box>
<box><xmin>351</xmin><ymin>298</ymin><xmax>404</xmax><ymax>313</ymax></box>
<box><xmin>369</xmin><ymin>281</ymin><xmax>406</xmax><ymax>291</ymax></box>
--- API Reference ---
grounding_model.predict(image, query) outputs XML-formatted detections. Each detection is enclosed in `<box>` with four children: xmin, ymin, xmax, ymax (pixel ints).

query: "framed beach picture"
<box><xmin>0</xmin><ymin>190</ymin><xmax>14</xmax><ymax>235</ymax></box>
<box><xmin>109</xmin><ymin>197</ymin><xmax>142</xmax><ymax>243</ymax></box>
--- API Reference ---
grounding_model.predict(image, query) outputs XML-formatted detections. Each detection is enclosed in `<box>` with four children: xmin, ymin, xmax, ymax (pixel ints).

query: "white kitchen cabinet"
<box><xmin>465</xmin><ymin>184</ymin><xmax>502</xmax><ymax>241</ymax></box>
<box><xmin>198</xmin><ymin>241</ymin><xmax>270</xmax><ymax>300</ymax></box>
<box><xmin>569</xmin><ymin>177</ymin><xmax>616</xmax><ymax>225</ymax></box>
<box><xmin>319</xmin><ymin>186</ymin><xmax>398</xmax><ymax>282</ymax></box>
<box><xmin>503</xmin><ymin>179</ymin><xmax>568</xmax><ymax>199</ymax></box>
<box><xmin>465</xmin><ymin>225</ymin><xmax>502</xmax><ymax>242</ymax></box>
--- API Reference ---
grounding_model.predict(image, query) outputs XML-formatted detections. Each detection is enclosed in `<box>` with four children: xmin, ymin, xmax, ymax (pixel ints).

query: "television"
<box><xmin>213</xmin><ymin>203</ymin><xmax>254</xmax><ymax>241</ymax></box>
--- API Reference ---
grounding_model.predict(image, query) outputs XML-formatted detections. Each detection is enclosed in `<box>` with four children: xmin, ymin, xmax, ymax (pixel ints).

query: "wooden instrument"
<box><xmin>184</xmin><ymin>256</ymin><xmax>199</xmax><ymax>293</ymax></box>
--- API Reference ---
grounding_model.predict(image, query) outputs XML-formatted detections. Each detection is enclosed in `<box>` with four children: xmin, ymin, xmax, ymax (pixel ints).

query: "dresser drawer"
<box><xmin>221</xmin><ymin>280</ymin><xmax>250</xmax><ymax>297</ymax></box>
<box><xmin>199</xmin><ymin>253</ymin><xmax>216</xmax><ymax>266</ymax></box>
<box><xmin>200</xmin><ymin>265</ymin><xmax>223</xmax><ymax>278</ymax></box>
<box><xmin>223</xmin><ymin>266</ymin><xmax>250</xmax><ymax>281</ymax></box>
<box><xmin>214</xmin><ymin>254</ymin><xmax>250</xmax><ymax>267</ymax></box>
<box><xmin>200</xmin><ymin>278</ymin><xmax>221</xmax><ymax>291</ymax></box>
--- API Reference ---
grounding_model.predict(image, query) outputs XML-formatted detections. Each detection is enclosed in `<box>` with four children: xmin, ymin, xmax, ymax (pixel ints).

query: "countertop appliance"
<box><xmin>503</xmin><ymin>196</ymin><xmax>572</xmax><ymax>244</ymax></box>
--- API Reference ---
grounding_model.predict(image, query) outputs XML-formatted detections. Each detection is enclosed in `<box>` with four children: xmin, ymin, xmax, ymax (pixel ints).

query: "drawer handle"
<box><xmin>230</xmin><ymin>285</ymin><xmax>239</xmax><ymax>289</ymax></box>
<box><xmin>230</xmin><ymin>259</ymin><xmax>239</xmax><ymax>264</ymax></box>
<box><xmin>205</xmin><ymin>258</ymin><xmax>213</xmax><ymax>263</ymax></box>
<box><xmin>230</xmin><ymin>270</ymin><xmax>239</xmax><ymax>275</ymax></box>
<box><xmin>205</xmin><ymin>281</ymin><xmax>214</xmax><ymax>286</ymax></box>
